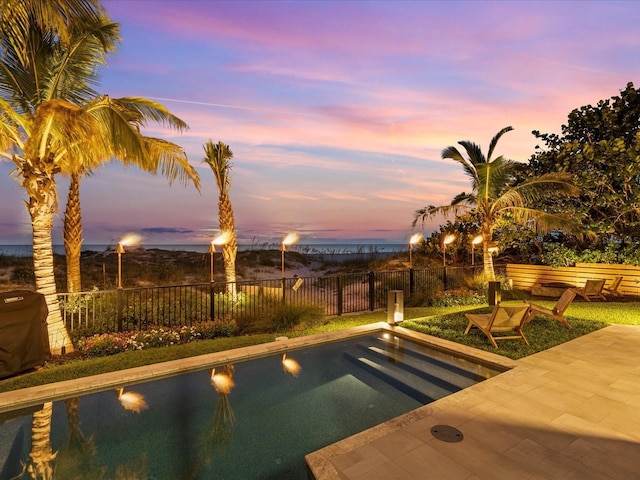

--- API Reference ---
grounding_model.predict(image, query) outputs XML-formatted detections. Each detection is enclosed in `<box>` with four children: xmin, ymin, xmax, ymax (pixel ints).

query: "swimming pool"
<box><xmin>0</xmin><ymin>330</ymin><xmax>503</xmax><ymax>479</ymax></box>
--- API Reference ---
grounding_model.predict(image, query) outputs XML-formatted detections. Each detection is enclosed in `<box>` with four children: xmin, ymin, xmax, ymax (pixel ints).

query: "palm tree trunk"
<box><xmin>26</xmin><ymin>402</ymin><xmax>57</xmax><ymax>480</ymax></box>
<box><xmin>25</xmin><ymin>162</ymin><xmax>74</xmax><ymax>354</ymax></box>
<box><xmin>483</xmin><ymin>243</ymin><xmax>495</xmax><ymax>281</ymax></box>
<box><xmin>63</xmin><ymin>173</ymin><xmax>83</xmax><ymax>293</ymax></box>
<box><xmin>219</xmin><ymin>195</ymin><xmax>237</xmax><ymax>296</ymax></box>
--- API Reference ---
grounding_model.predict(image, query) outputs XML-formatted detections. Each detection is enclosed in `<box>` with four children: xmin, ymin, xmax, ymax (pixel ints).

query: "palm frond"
<box><xmin>109</xmin><ymin>97</ymin><xmax>189</xmax><ymax>131</ymax></box>
<box><xmin>441</xmin><ymin>145</ymin><xmax>478</xmax><ymax>188</ymax></box>
<box><xmin>140</xmin><ymin>137</ymin><xmax>201</xmax><ymax>191</ymax></box>
<box><xmin>203</xmin><ymin>140</ymin><xmax>234</xmax><ymax>194</ymax></box>
<box><xmin>486</xmin><ymin>126</ymin><xmax>513</xmax><ymax>161</ymax></box>
<box><xmin>502</xmin><ymin>207</ymin><xmax>583</xmax><ymax>234</ymax></box>
<box><xmin>413</xmin><ymin>203</ymin><xmax>472</xmax><ymax>227</ymax></box>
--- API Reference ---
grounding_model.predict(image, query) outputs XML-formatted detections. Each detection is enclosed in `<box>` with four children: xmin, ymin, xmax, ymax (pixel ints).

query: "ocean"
<box><xmin>0</xmin><ymin>243</ymin><xmax>406</xmax><ymax>257</ymax></box>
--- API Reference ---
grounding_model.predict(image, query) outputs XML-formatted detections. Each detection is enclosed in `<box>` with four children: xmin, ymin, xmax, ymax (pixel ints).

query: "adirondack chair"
<box><xmin>525</xmin><ymin>289</ymin><xmax>576</xmax><ymax>329</ymax></box>
<box><xmin>464</xmin><ymin>304</ymin><xmax>531</xmax><ymax>348</ymax></box>
<box><xmin>570</xmin><ymin>279</ymin><xmax>606</xmax><ymax>302</ymax></box>
<box><xmin>604</xmin><ymin>276</ymin><xmax>623</xmax><ymax>297</ymax></box>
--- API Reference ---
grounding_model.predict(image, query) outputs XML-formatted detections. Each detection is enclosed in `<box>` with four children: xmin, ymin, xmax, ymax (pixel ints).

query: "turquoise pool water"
<box><xmin>0</xmin><ymin>333</ymin><xmax>501</xmax><ymax>479</ymax></box>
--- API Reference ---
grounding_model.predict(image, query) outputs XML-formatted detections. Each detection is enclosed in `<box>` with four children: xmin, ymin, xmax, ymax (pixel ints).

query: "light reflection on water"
<box><xmin>0</xmin><ymin>335</ymin><xmax>500</xmax><ymax>479</ymax></box>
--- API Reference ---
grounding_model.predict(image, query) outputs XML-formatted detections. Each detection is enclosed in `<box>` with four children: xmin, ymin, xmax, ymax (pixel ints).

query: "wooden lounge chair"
<box><xmin>604</xmin><ymin>276</ymin><xmax>623</xmax><ymax>297</ymax></box>
<box><xmin>525</xmin><ymin>288</ymin><xmax>576</xmax><ymax>329</ymax></box>
<box><xmin>464</xmin><ymin>304</ymin><xmax>531</xmax><ymax>348</ymax></box>
<box><xmin>570</xmin><ymin>279</ymin><xmax>606</xmax><ymax>302</ymax></box>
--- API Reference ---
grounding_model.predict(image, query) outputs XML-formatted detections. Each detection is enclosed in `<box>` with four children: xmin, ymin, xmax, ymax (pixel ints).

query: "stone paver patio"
<box><xmin>306</xmin><ymin>324</ymin><xmax>640</xmax><ymax>480</ymax></box>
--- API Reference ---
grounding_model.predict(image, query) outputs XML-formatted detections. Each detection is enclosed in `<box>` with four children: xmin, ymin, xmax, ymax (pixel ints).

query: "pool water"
<box><xmin>0</xmin><ymin>333</ymin><xmax>501</xmax><ymax>479</ymax></box>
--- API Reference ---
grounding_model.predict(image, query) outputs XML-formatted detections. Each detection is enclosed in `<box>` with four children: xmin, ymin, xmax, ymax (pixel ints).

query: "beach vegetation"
<box><xmin>413</xmin><ymin>126</ymin><xmax>581</xmax><ymax>281</ymax></box>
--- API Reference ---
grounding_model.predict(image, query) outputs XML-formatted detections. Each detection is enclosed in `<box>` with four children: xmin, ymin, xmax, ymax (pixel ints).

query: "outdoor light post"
<box><xmin>471</xmin><ymin>234</ymin><xmax>483</xmax><ymax>266</ymax></box>
<box><xmin>442</xmin><ymin>234</ymin><xmax>456</xmax><ymax>268</ymax></box>
<box><xmin>408</xmin><ymin>233</ymin><xmax>423</xmax><ymax>294</ymax></box>
<box><xmin>116</xmin><ymin>241</ymin><xmax>125</xmax><ymax>332</ymax></box>
<box><xmin>209</xmin><ymin>232</ymin><xmax>231</xmax><ymax>283</ymax></box>
<box><xmin>116</xmin><ymin>242</ymin><xmax>125</xmax><ymax>288</ymax></box>
<box><xmin>442</xmin><ymin>234</ymin><xmax>456</xmax><ymax>290</ymax></box>
<box><xmin>208</xmin><ymin>241</ymin><xmax>216</xmax><ymax>283</ymax></box>
<box><xmin>280</xmin><ymin>233</ymin><xmax>299</xmax><ymax>279</ymax></box>
<box><xmin>408</xmin><ymin>232</ymin><xmax>423</xmax><ymax>269</ymax></box>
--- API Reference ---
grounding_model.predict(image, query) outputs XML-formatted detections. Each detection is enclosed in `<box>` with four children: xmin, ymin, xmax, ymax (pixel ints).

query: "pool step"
<box><xmin>343</xmin><ymin>352</ymin><xmax>439</xmax><ymax>404</ymax></box>
<box><xmin>362</xmin><ymin>345</ymin><xmax>473</xmax><ymax>391</ymax></box>
<box><xmin>343</xmin><ymin>337</ymin><xmax>495</xmax><ymax>405</ymax></box>
<box><xmin>370</xmin><ymin>336</ymin><xmax>492</xmax><ymax>383</ymax></box>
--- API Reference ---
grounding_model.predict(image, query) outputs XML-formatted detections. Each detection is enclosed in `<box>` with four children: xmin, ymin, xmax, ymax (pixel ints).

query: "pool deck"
<box><xmin>1</xmin><ymin>323</ymin><xmax>640</xmax><ymax>479</ymax></box>
<box><xmin>307</xmin><ymin>324</ymin><xmax>640</xmax><ymax>480</ymax></box>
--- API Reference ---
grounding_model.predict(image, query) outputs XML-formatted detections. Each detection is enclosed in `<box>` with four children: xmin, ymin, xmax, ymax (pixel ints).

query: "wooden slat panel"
<box><xmin>506</xmin><ymin>263</ymin><xmax>640</xmax><ymax>296</ymax></box>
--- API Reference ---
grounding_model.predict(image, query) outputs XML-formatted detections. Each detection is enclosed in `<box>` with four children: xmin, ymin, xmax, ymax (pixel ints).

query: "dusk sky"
<box><xmin>1</xmin><ymin>0</ymin><xmax>639</xmax><ymax>246</ymax></box>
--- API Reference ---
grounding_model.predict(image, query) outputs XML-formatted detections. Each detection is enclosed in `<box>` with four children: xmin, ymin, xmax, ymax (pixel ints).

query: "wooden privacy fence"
<box><xmin>506</xmin><ymin>263</ymin><xmax>640</xmax><ymax>296</ymax></box>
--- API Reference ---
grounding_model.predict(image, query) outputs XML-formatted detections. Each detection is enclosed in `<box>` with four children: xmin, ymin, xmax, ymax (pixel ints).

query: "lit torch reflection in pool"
<box><xmin>116</xmin><ymin>387</ymin><xmax>148</xmax><ymax>413</ymax></box>
<box><xmin>282</xmin><ymin>353</ymin><xmax>301</xmax><ymax>377</ymax></box>
<box><xmin>211</xmin><ymin>367</ymin><xmax>235</xmax><ymax>394</ymax></box>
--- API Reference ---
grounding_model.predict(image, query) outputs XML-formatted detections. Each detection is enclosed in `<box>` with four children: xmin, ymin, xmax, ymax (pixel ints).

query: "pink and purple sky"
<box><xmin>1</xmin><ymin>0</ymin><xmax>638</xmax><ymax>246</ymax></box>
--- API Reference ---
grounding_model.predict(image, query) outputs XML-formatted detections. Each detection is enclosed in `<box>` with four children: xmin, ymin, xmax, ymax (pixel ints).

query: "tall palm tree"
<box><xmin>414</xmin><ymin>126</ymin><xmax>580</xmax><ymax>280</ymax></box>
<box><xmin>1</xmin><ymin>1</ymin><xmax>200</xmax><ymax>351</ymax></box>
<box><xmin>203</xmin><ymin>140</ymin><xmax>238</xmax><ymax>295</ymax></box>
<box><xmin>0</xmin><ymin>0</ymin><xmax>119</xmax><ymax>353</ymax></box>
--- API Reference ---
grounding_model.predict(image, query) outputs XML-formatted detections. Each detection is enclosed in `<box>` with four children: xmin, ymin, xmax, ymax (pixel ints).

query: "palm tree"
<box><xmin>414</xmin><ymin>126</ymin><xmax>579</xmax><ymax>280</ymax></box>
<box><xmin>0</xmin><ymin>0</ymin><xmax>119</xmax><ymax>353</ymax></box>
<box><xmin>203</xmin><ymin>140</ymin><xmax>238</xmax><ymax>295</ymax></box>
<box><xmin>1</xmin><ymin>2</ymin><xmax>201</xmax><ymax>351</ymax></box>
<box><xmin>62</xmin><ymin>108</ymin><xmax>201</xmax><ymax>293</ymax></box>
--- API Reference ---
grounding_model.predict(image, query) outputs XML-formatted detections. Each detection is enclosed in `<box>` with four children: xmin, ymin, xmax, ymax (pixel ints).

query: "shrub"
<box><xmin>430</xmin><ymin>288</ymin><xmax>485</xmax><ymax>307</ymax></box>
<box><xmin>129</xmin><ymin>327</ymin><xmax>182</xmax><ymax>350</ymax></box>
<box><xmin>192</xmin><ymin>319</ymin><xmax>237</xmax><ymax>339</ymax></box>
<box><xmin>235</xmin><ymin>298</ymin><xmax>324</xmax><ymax>334</ymax></box>
<box><xmin>78</xmin><ymin>333</ymin><xmax>131</xmax><ymax>357</ymax></box>
<box><xmin>77</xmin><ymin>320</ymin><xmax>238</xmax><ymax>358</ymax></box>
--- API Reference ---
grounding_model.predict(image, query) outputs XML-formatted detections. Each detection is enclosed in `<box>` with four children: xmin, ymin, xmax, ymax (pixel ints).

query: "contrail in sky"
<box><xmin>147</xmin><ymin>96</ymin><xmax>318</xmax><ymax>117</ymax></box>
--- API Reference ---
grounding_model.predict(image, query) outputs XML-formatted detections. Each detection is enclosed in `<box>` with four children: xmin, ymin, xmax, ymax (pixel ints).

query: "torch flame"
<box><xmin>213</xmin><ymin>231</ymin><xmax>232</xmax><ymax>246</ymax></box>
<box><xmin>119</xmin><ymin>234</ymin><xmax>143</xmax><ymax>247</ymax></box>
<box><xmin>282</xmin><ymin>233</ymin><xmax>299</xmax><ymax>246</ymax></box>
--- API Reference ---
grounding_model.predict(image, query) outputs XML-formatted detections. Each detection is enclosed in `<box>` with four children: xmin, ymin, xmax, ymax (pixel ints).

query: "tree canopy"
<box><xmin>529</xmin><ymin>82</ymin><xmax>640</xmax><ymax>243</ymax></box>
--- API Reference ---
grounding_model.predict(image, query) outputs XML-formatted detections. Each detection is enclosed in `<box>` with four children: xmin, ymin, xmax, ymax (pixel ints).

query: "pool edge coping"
<box><xmin>0</xmin><ymin>322</ymin><xmax>515</xmax><ymax>414</ymax></box>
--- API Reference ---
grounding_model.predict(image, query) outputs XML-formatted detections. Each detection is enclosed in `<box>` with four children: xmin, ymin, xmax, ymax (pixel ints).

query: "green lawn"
<box><xmin>0</xmin><ymin>299</ymin><xmax>636</xmax><ymax>393</ymax></box>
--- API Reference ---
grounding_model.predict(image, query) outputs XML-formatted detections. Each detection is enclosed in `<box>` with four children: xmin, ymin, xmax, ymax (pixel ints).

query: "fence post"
<box><xmin>209</xmin><ymin>282</ymin><xmax>215</xmax><ymax>320</ymax></box>
<box><xmin>337</xmin><ymin>274</ymin><xmax>343</xmax><ymax>316</ymax></box>
<box><xmin>409</xmin><ymin>268</ymin><xmax>415</xmax><ymax>294</ymax></box>
<box><xmin>282</xmin><ymin>277</ymin><xmax>286</xmax><ymax>304</ymax></box>
<box><xmin>368</xmin><ymin>271</ymin><xmax>375</xmax><ymax>311</ymax></box>
<box><xmin>117</xmin><ymin>288</ymin><xmax>123</xmax><ymax>332</ymax></box>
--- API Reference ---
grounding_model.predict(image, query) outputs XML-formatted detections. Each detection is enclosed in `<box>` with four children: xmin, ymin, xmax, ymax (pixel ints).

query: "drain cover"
<box><xmin>431</xmin><ymin>425</ymin><xmax>464</xmax><ymax>443</ymax></box>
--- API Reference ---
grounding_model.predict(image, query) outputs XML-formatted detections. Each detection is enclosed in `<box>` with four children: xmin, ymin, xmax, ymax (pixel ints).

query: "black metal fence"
<box><xmin>58</xmin><ymin>266</ymin><xmax>483</xmax><ymax>333</ymax></box>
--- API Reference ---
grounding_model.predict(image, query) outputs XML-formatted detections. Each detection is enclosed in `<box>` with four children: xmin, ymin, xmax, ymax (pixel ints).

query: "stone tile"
<box><xmin>330</xmin><ymin>444</ymin><xmax>389</xmax><ymax>479</ymax></box>
<box><xmin>395</xmin><ymin>443</ymin><xmax>473</xmax><ymax>480</ymax></box>
<box><xmin>369</xmin><ymin>430</ymin><xmax>424</xmax><ymax>460</ymax></box>
<box><xmin>562</xmin><ymin>437</ymin><xmax>640</xmax><ymax>480</ymax></box>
